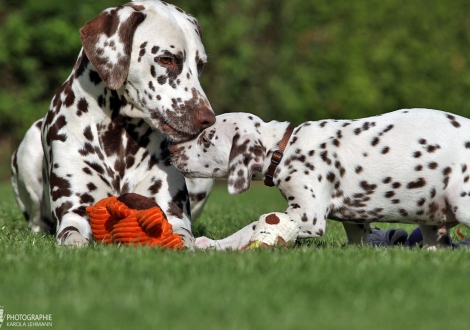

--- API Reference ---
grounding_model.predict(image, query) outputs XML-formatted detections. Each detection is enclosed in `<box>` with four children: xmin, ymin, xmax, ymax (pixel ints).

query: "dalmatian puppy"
<box><xmin>11</xmin><ymin>0</ymin><xmax>216</xmax><ymax>248</ymax></box>
<box><xmin>170</xmin><ymin>109</ymin><xmax>470</xmax><ymax>250</ymax></box>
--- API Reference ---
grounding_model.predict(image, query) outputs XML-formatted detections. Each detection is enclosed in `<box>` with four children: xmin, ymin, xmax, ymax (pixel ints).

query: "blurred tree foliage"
<box><xmin>189</xmin><ymin>0</ymin><xmax>470</xmax><ymax>124</ymax></box>
<box><xmin>1</xmin><ymin>0</ymin><xmax>470</xmax><ymax>175</ymax></box>
<box><xmin>0</xmin><ymin>0</ymin><xmax>118</xmax><ymax>140</ymax></box>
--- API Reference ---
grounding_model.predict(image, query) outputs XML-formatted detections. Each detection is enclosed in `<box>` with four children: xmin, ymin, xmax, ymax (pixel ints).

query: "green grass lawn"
<box><xmin>0</xmin><ymin>182</ymin><xmax>469</xmax><ymax>330</ymax></box>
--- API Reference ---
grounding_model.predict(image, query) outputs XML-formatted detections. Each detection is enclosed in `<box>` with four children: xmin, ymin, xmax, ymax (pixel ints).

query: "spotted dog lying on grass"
<box><xmin>170</xmin><ymin>109</ymin><xmax>470</xmax><ymax>250</ymax></box>
<box><xmin>11</xmin><ymin>0</ymin><xmax>216</xmax><ymax>248</ymax></box>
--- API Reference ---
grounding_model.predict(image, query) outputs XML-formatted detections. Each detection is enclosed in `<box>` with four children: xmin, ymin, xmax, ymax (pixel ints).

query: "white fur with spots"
<box><xmin>11</xmin><ymin>0</ymin><xmax>215</xmax><ymax>248</ymax></box>
<box><xmin>172</xmin><ymin>109</ymin><xmax>470</xmax><ymax>249</ymax></box>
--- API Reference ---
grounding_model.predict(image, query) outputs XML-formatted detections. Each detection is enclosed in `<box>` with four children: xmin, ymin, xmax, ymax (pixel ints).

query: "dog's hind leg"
<box><xmin>342</xmin><ymin>223</ymin><xmax>372</xmax><ymax>245</ymax></box>
<box><xmin>11</xmin><ymin>120</ymin><xmax>54</xmax><ymax>233</ymax></box>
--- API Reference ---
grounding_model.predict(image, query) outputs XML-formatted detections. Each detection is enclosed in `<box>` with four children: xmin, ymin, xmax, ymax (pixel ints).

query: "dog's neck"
<box><xmin>253</xmin><ymin>120</ymin><xmax>294</xmax><ymax>180</ymax></box>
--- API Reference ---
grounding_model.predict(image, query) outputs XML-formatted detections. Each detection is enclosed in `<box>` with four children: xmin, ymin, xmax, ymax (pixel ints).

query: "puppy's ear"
<box><xmin>227</xmin><ymin>133</ymin><xmax>265</xmax><ymax>195</ymax></box>
<box><xmin>79</xmin><ymin>5</ymin><xmax>146</xmax><ymax>90</ymax></box>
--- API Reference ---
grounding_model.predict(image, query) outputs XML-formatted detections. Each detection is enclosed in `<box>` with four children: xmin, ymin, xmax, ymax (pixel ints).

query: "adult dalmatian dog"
<box><xmin>170</xmin><ymin>109</ymin><xmax>470</xmax><ymax>250</ymax></box>
<box><xmin>11</xmin><ymin>0</ymin><xmax>216</xmax><ymax>248</ymax></box>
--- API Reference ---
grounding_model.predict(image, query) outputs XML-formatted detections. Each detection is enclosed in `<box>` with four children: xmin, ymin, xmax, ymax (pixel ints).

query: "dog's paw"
<box><xmin>172</xmin><ymin>231</ymin><xmax>195</xmax><ymax>251</ymax></box>
<box><xmin>63</xmin><ymin>232</ymin><xmax>88</xmax><ymax>247</ymax></box>
<box><xmin>195</xmin><ymin>236</ymin><xmax>216</xmax><ymax>249</ymax></box>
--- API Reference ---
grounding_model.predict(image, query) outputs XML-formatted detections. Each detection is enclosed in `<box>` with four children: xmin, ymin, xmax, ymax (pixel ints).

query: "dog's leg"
<box><xmin>420</xmin><ymin>200</ymin><xmax>467</xmax><ymax>249</ymax></box>
<box><xmin>342</xmin><ymin>223</ymin><xmax>372</xmax><ymax>245</ymax></box>
<box><xmin>195</xmin><ymin>221</ymin><xmax>257</xmax><ymax>250</ymax></box>
<box><xmin>11</xmin><ymin>120</ymin><xmax>54</xmax><ymax>233</ymax></box>
<box><xmin>56</xmin><ymin>213</ymin><xmax>92</xmax><ymax>247</ymax></box>
<box><xmin>419</xmin><ymin>224</ymin><xmax>452</xmax><ymax>249</ymax></box>
<box><xmin>281</xmin><ymin>183</ymin><xmax>330</xmax><ymax>239</ymax></box>
<box><xmin>185</xmin><ymin>178</ymin><xmax>214</xmax><ymax>221</ymax></box>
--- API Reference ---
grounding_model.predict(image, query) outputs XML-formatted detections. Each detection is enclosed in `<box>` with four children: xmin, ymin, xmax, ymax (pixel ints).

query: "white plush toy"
<box><xmin>245</xmin><ymin>212</ymin><xmax>300</xmax><ymax>249</ymax></box>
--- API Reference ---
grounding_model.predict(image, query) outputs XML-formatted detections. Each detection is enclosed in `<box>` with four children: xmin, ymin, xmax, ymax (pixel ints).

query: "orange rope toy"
<box><xmin>86</xmin><ymin>193</ymin><xmax>184</xmax><ymax>250</ymax></box>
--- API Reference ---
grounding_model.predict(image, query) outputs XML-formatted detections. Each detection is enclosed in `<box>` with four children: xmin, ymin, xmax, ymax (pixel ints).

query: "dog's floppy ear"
<box><xmin>227</xmin><ymin>133</ymin><xmax>265</xmax><ymax>195</ymax></box>
<box><xmin>79</xmin><ymin>5</ymin><xmax>146</xmax><ymax>90</ymax></box>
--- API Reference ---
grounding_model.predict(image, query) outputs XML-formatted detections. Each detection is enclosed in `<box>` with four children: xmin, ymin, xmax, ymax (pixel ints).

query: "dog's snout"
<box><xmin>196</xmin><ymin>106</ymin><xmax>216</xmax><ymax>130</ymax></box>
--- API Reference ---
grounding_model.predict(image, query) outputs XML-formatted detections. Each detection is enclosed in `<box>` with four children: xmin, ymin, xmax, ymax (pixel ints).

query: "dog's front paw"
<box><xmin>174</xmin><ymin>230</ymin><xmax>195</xmax><ymax>251</ymax></box>
<box><xmin>63</xmin><ymin>232</ymin><xmax>89</xmax><ymax>247</ymax></box>
<box><xmin>195</xmin><ymin>236</ymin><xmax>216</xmax><ymax>249</ymax></box>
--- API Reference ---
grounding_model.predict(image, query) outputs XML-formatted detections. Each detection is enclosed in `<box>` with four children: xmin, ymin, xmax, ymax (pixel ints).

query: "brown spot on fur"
<box><xmin>326</xmin><ymin>172</ymin><xmax>336</xmax><ymax>182</ymax></box>
<box><xmin>385</xmin><ymin>191</ymin><xmax>395</xmax><ymax>198</ymax></box>
<box><xmin>148</xmin><ymin>179</ymin><xmax>163</xmax><ymax>195</ymax></box>
<box><xmin>46</xmin><ymin>115</ymin><xmax>68</xmax><ymax>145</ymax></box>
<box><xmin>57</xmin><ymin>224</ymin><xmax>78</xmax><ymax>241</ymax></box>
<box><xmin>50</xmin><ymin>172</ymin><xmax>72</xmax><ymax>201</ymax></box>
<box><xmin>189</xmin><ymin>192</ymin><xmax>207</xmax><ymax>202</ymax></box>
<box><xmin>428</xmin><ymin>202</ymin><xmax>439</xmax><ymax>213</ymax></box>
<box><xmin>77</xmin><ymin>98</ymin><xmax>89</xmax><ymax>116</ymax></box>
<box><xmin>443</xmin><ymin>167</ymin><xmax>452</xmax><ymax>176</ymax></box>
<box><xmin>83</xmin><ymin>125</ymin><xmax>94</xmax><ymax>141</ymax></box>
<box><xmin>87</xmin><ymin>182</ymin><xmax>97</xmax><ymax>191</ymax></box>
<box><xmin>360</xmin><ymin>180</ymin><xmax>377</xmax><ymax>192</ymax></box>
<box><xmin>447</xmin><ymin>114</ymin><xmax>461</xmax><ymax>128</ymax></box>
<box><xmin>407</xmin><ymin>178</ymin><xmax>426</xmax><ymax>189</ymax></box>
<box><xmin>428</xmin><ymin>162</ymin><xmax>438</xmax><ymax>169</ymax></box>
<box><xmin>118</xmin><ymin>193</ymin><xmax>158</xmax><ymax>210</ymax></box>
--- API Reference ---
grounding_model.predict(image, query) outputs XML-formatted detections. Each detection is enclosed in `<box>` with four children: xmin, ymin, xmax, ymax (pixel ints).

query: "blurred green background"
<box><xmin>1</xmin><ymin>0</ymin><xmax>470</xmax><ymax>182</ymax></box>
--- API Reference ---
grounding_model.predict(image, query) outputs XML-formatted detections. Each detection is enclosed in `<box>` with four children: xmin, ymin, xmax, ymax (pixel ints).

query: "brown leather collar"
<box><xmin>264</xmin><ymin>124</ymin><xmax>295</xmax><ymax>187</ymax></box>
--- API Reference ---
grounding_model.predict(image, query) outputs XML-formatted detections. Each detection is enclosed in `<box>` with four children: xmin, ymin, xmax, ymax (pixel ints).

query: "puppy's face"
<box><xmin>170</xmin><ymin>115</ymin><xmax>235</xmax><ymax>178</ymax></box>
<box><xmin>170</xmin><ymin>113</ymin><xmax>266</xmax><ymax>194</ymax></box>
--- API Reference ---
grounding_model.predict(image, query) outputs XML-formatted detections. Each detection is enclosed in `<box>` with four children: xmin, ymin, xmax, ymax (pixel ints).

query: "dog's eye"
<box><xmin>199</xmin><ymin>135</ymin><xmax>211</xmax><ymax>147</ymax></box>
<box><xmin>197</xmin><ymin>61</ymin><xmax>204</xmax><ymax>76</ymax></box>
<box><xmin>158</xmin><ymin>57</ymin><xmax>173</xmax><ymax>66</ymax></box>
